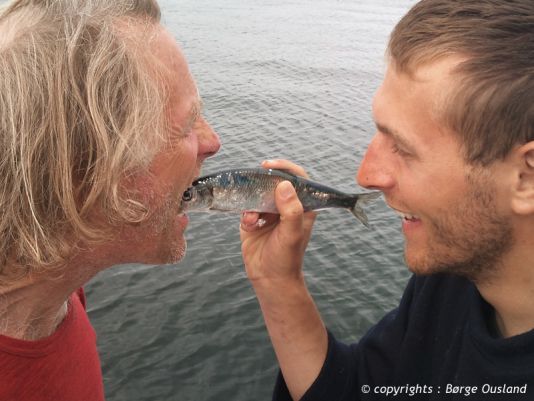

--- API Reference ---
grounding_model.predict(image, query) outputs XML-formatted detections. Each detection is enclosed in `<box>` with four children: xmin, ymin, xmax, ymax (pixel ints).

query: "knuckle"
<box><xmin>284</xmin><ymin>202</ymin><xmax>304</xmax><ymax>219</ymax></box>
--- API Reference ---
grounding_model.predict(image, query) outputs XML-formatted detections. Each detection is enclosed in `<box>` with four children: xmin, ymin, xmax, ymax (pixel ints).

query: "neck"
<box><xmin>0</xmin><ymin>258</ymin><xmax>99</xmax><ymax>341</ymax></box>
<box><xmin>476</xmin><ymin>238</ymin><xmax>534</xmax><ymax>338</ymax></box>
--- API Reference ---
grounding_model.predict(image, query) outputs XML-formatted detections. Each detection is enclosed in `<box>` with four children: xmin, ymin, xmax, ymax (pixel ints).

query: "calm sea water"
<box><xmin>87</xmin><ymin>1</ymin><xmax>417</xmax><ymax>400</ymax></box>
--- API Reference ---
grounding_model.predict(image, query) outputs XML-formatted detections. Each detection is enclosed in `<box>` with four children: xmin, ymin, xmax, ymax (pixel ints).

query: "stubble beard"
<box><xmin>407</xmin><ymin>170</ymin><xmax>514</xmax><ymax>284</ymax></box>
<box><xmin>144</xmin><ymin>192</ymin><xmax>188</xmax><ymax>265</ymax></box>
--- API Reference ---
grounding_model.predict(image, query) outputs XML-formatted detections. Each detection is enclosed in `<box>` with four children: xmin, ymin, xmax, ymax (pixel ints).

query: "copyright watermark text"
<box><xmin>360</xmin><ymin>384</ymin><xmax>528</xmax><ymax>397</ymax></box>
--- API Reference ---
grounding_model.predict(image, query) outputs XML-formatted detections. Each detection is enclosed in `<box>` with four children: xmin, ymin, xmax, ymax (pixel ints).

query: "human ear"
<box><xmin>511</xmin><ymin>143</ymin><xmax>534</xmax><ymax>215</ymax></box>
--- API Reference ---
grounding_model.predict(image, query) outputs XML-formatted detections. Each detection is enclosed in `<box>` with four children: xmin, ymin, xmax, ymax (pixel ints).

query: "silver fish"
<box><xmin>181</xmin><ymin>168</ymin><xmax>381</xmax><ymax>227</ymax></box>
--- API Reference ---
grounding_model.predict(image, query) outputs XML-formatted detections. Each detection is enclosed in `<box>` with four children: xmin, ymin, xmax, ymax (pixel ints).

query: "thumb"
<box><xmin>275</xmin><ymin>181</ymin><xmax>304</xmax><ymax>248</ymax></box>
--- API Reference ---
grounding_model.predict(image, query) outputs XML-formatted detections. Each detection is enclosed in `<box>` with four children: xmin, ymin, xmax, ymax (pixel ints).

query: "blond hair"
<box><xmin>0</xmin><ymin>0</ymin><xmax>170</xmax><ymax>278</ymax></box>
<box><xmin>388</xmin><ymin>0</ymin><xmax>534</xmax><ymax>165</ymax></box>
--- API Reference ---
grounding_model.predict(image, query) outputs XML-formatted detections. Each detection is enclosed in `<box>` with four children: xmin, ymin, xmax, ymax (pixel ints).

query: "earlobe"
<box><xmin>512</xmin><ymin>145</ymin><xmax>534</xmax><ymax>215</ymax></box>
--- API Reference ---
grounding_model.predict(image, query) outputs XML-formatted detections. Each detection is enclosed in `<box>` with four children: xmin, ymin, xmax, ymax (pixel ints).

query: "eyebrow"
<box><xmin>375</xmin><ymin>122</ymin><xmax>417</xmax><ymax>156</ymax></box>
<box><xmin>180</xmin><ymin>99</ymin><xmax>203</xmax><ymax>134</ymax></box>
<box><xmin>187</xmin><ymin>99</ymin><xmax>202</xmax><ymax>127</ymax></box>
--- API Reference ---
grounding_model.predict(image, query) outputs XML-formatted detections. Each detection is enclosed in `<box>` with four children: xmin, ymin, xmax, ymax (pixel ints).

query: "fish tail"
<box><xmin>350</xmin><ymin>191</ymin><xmax>381</xmax><ymax>228</ymax></box>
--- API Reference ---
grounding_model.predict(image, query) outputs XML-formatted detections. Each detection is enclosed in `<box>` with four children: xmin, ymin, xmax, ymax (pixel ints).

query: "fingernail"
<box><xmin>279</xmin><ymin>181</ymin><xmax>294</xmax><ymax>200</ymax></box>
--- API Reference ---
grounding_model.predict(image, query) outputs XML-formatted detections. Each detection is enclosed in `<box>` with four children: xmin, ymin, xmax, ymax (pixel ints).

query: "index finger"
<box><xmin>261</xmin><ymin>159</ymin><xmax>310</xmax><ymax>179</ymax></box>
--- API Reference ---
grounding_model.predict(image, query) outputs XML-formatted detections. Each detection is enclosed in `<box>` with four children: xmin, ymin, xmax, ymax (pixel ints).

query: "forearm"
<box><xmin>253</xmin><ymin>277</ymin><xmax>328</xmax><ymax>401</ymax></box>
<box><xmin>239</xmin><ymin>160</ymin><xmax>327</xmax><ymax>399</ymax></box>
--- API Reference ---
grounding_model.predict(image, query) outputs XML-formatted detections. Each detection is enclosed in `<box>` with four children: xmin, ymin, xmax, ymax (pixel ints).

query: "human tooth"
<box><xmin>404</xmin><ymin>213</ymin><xmax>419</xmax><ymax>221</ymax></box>
<box><xmin>395</xmin><ymin>210</ymin><xmax>419</xmax><ymax>220</ymax></box>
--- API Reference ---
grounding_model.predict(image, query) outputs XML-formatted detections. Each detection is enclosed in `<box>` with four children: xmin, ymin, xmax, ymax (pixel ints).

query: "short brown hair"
<box><xmin>388</xmin><ymin>0</ymin><xmax>534</xmax><ymax>165</ymax></box>
<box><xmin>0</xmin><ymin>0</ymin><xmax>170</xmax><ymax>279</ymax></box>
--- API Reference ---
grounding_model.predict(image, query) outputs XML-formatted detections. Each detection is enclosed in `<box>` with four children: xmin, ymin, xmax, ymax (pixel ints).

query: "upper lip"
<box><xmin>388</xmin><ymin>204</ymin><xmax>420</xmax><ymax>220</ymax></box>
<box><xmin>187</xmin><ymin>172</ymin><xmax>199</xmax><ymax>188</ymax></box>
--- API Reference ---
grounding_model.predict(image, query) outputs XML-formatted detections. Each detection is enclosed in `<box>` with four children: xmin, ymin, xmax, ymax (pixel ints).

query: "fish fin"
<box><xmin>350</xmin><ymin>191</ymin><xmax>381</xmax><ymax>228</ymax></box>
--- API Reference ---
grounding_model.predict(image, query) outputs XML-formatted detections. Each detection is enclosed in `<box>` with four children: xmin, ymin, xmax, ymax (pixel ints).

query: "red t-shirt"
<box><xmin>0</xmin><ymin>289</ymin><xmax>105</xmax><ymax>401</ymax></box>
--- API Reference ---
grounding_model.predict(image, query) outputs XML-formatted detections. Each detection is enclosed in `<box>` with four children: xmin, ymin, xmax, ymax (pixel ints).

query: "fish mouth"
<box><xmin>177</xmin><ymin>179</ymin><xmax>196</xmax><ymax>214</ymax></box>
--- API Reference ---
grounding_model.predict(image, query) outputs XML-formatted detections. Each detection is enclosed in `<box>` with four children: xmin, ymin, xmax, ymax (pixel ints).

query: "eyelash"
<box><xmin>181</xmin><ymin>118</ymin><xmax>199</xmax><ymax>138</ymax></box>
<box><xmin>392</xmin><ymin>143</ymin><xmax>410</xmax><ymax>157</ymax></box>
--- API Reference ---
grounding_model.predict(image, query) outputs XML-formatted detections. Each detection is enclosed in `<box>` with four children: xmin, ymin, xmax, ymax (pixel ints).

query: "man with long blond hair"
<box><xmin>241</xmin><ymin>1</ymin><xmax>534</xmax><ymax>400</ymax></box>
<box><xmin>0</xmin><ymin>0</ymin><xmax>220</xmax><ymax>399</ymax></box>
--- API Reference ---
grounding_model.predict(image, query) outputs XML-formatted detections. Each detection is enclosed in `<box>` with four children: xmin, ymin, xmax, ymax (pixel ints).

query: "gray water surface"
<box><xmin>87</xmin><ymin>1</ymin><xmax>417</xmax><ymax>400</ymax></box>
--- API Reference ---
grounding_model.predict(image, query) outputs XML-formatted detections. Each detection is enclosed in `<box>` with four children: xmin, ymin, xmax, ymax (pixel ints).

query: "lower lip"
<box><xmin>176</xmin><ymin>213</ymin><xmax>189</xmax><ymax>229</ymax></box>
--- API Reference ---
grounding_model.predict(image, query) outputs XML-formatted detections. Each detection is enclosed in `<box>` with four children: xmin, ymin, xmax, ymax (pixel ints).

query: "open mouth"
<box><xmin>177</xmin><ymin>180</ymin><xmax>196</xmax><ymax>214</ymax></box>
<box><xmin>392</xmin><ymin>208</ymin><xmax>420</xmax><ymax>222</ymax></box>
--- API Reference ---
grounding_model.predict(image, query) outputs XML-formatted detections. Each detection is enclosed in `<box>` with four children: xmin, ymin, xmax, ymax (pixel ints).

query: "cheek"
<box><xmin>169</xmin><ymin>134</ymin><xmax>199</xmax><ymax>167</ymax></box>
<box><xmin>182</xmin><ymin>136</ymin><xmax>199</xmax><ymax>165</ymax></box>
<box><xmin>151</xmin><ymin>138</ymin><xmax>199</xmax><ymax>185</ymax></box>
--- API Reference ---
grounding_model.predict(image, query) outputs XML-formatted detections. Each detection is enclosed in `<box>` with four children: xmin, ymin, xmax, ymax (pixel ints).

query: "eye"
<box><xmin>182</xmin><ymin>189</ymin><xmax>193</xmax><ymax>201</ymax></box>
<box><xmin>392</xmin><ymin>143</ymin><xmax>410</xmax><ymax>157</ymax></box>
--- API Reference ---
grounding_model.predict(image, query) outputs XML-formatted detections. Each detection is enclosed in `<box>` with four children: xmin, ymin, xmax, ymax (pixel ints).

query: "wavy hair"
<box><xmin>0</xmin><ymin>0</ymin><xmax>170</xmax><ymax>279</ymax></box>
<box><xmin>388</xmin><ymin>0</ymin><xmax>534</xmax><ymax>165</ymax></box>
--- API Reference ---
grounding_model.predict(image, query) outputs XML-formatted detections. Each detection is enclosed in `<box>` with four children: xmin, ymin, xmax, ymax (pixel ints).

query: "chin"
<box><xmin>405</xmin><ymin>262</ymin><xmax>434</xmax><ymax>277</ymax></box>
<box><xmin>404</xmin><ymin>248</ymin><xmax>449</xmax><ymax>277</ymax></box>
<box><xmin>163</xmin><ymin>239</ymin><xmax>187</xmax><ymax>265</ymax></box>
<box><xmin>403</xmin><ymin>247</ymin><xmax>430</xmax><ymax>275</ymax></box>
<box><xmin>136</xmin><ymin>240</ymin><xmax>187</xmax><ymax>266</ymax></box>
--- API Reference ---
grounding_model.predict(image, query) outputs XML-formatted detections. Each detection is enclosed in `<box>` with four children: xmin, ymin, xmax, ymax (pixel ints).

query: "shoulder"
<box><xmin>74</xmin><ymin>287</ymin><xmax>87</xmax><ymax>310</ymax></box>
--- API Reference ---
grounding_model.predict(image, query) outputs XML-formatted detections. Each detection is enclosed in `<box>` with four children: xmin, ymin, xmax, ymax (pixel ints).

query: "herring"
<box><xmin>181</xmin><ymin>168</ymin><xmax>381</xmax><ymax>227</ymax></box>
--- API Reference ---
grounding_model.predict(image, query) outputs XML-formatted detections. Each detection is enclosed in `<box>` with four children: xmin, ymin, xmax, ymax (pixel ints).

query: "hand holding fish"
<box><xmin>239</xmin><ymin>159</ymin><xmax>316</xmax><ymax>284</ymax></box>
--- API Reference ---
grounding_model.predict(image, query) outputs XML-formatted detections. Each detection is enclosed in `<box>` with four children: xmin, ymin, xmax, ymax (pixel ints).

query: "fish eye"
<box><xmin>182</xmin><ymin>190</ymin><xmax>193</xmax><ymax>201</ymax></box>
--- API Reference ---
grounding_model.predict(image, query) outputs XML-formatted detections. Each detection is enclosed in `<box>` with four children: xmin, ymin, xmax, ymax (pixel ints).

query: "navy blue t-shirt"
<box><xmin>273</xmin><ymin>274</ymin><xmax>534</xmax><ymax>400</ymax></box>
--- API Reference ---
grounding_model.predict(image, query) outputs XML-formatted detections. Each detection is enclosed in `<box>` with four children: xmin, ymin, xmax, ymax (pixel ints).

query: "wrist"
<box><xmin>252</xmin><ymin>276</ymin><xmax>321</xmax><ymax>334</ymax></box>
<box><xmin>250</xmin><ymin>273</ymin><xmax>307</xmax><ymax>303</ymax></box>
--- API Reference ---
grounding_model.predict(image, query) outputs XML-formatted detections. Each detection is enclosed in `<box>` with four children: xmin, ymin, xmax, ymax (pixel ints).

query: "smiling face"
<box><xmin>357</xmin><ymin>58</ymin><xmax>514</xmax><ymax>281</ymax></box>
<box><xmin>94</xmin><ymin>25</ymin><xmax>221</xmax><ymax>266</ymax></box>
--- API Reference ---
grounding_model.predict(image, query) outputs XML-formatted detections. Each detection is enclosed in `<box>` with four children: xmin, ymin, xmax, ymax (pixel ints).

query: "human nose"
<box><xmin>197</xmin><ymin>117</ymin><xmax>221</xmax><ymax>161</ymax></box>
<box><xmin>357</xmin><ymin>133</ymin><xmax>395</xmax><ymax>191</ymax></box>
